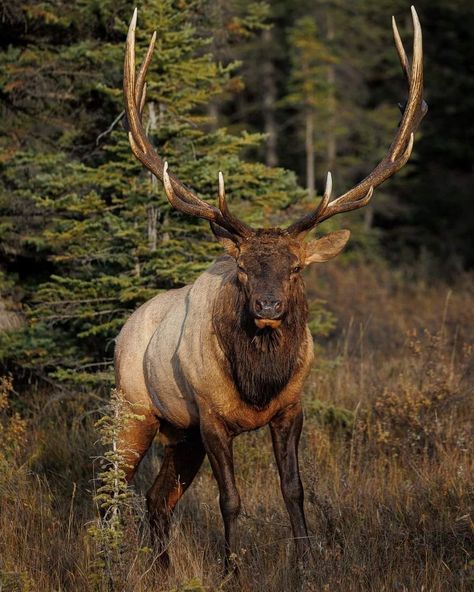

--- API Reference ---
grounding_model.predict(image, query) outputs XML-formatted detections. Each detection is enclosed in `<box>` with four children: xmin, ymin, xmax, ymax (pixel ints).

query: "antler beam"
<box><xmin>123</xmin><ymin>8</ymin><xmax>253</xmax><ymax>238</ymax></box>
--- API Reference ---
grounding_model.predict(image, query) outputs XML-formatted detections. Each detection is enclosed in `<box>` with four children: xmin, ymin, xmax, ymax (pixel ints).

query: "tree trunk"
<box><xmin>147</xmin><ymin>102</ymin><xmax>159</xmax><ymax>195</ymax></box>
<box><xmin>364</xmin><ymin>205</ymin><xmax>374</xmax><ymax>230</ymax></box>
<box><xmin>147</xmin><ymin>205</ymin><xmax>158</xmax><ymax>252</ymax></box>
<box><xmin>207</xmin><ymin>100</ymin><xmax>219</xmax><ymax>132</ymax></box>
<box><xmin>146</xmin><ymin>102</ymin><xmax>159</xmax><ymax>251</ymax></box>
<box><xmin>326</xmin><ymin>65</ymin><xmax>337</xmax><ymax>172</ymax></box>
<box><xmin>326</xmin><ymin>12</ymin><xmax>337</xmax><ymax>174</ymax></box>
<box><xmin>262</xmin><ymin>29</ymin><xmax>278</xmax><ymax>167</ymax></box>
<box><xmin>305</xmin><ymin>107</ymin><xmax>315</xmax><ymax>199</ymax></box>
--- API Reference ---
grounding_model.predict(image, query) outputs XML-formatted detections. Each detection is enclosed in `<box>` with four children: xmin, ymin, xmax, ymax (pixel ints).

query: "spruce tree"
<box><xmin>0</xmin><ymin>0</ymin><xmax>303</xmax><ymax>389</ymax></box>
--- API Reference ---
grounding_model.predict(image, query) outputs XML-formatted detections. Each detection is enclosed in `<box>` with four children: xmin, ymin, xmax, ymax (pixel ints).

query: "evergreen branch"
<box><xmin>96</xmin><ymin>110</ymin><xmax>125</xmax><ymax>146</ymax></box>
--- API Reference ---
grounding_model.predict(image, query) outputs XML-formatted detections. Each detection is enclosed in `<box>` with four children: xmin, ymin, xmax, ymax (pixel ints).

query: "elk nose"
<box><xmin>255</xmin><ymin>298</ymin><xmax>283</xmax><ymax>318</ymax></box>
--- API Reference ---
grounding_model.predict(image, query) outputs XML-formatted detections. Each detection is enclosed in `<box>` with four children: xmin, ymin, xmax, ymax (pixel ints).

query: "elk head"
<box><xmin>123</xmin><ymin>7</ymin><xmax>427</xmax><ymax>330</ymax></box>
<box><xmin>206</xmin><ymin>171</ymin><xmax>350</xmax><ymax>328</ymax></box>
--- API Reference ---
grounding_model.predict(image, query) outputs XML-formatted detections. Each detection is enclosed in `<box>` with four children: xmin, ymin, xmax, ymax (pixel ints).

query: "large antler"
<box><xmin>287</xmin><ymin>6</ymin><xmax>428</xmax><ymax>236</ymax></box>
<box><xmin>123</xmin><ymin>9</ymin><xmax>253</xmax><ymax>238</ymax></box>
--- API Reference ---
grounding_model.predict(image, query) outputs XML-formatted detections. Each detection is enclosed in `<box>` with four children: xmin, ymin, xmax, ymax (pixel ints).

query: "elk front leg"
<box><xmin>200</xmin><ymin>417</ymin><xmax>240</xmax><ymax>571</ymax></box>
<box><xmin>270</xmin><ymin>403</ymin><xmax>312</xmax><ymax>565</ymax></box>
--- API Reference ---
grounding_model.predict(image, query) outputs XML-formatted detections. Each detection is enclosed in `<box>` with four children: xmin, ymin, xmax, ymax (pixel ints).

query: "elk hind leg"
<box><xmin>146</xmin><ymin>432</ymin><xmax>205</xmax><ymax>564</ymax></box>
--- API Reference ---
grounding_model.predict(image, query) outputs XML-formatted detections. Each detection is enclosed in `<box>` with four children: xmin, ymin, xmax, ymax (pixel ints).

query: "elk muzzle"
<box><xmin>253</xmin><ymin>296</ymin><xmax>283</xmax><ymax>329</ymax></box>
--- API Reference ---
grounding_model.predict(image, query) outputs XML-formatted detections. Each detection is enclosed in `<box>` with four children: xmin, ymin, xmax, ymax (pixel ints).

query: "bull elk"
<box><xmin>115</xmin><ymin>6</ymin><xmax>426</xmax><ymax>570</ymax></box>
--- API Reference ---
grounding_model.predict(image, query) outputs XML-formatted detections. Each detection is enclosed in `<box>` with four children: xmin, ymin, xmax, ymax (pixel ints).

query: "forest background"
<box><xmin>0</xmin><ymin>0</ymin><xmax>472</xmax><ymax>591</ymax></box>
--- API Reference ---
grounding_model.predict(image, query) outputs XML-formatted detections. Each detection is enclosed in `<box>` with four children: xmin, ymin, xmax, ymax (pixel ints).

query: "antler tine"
<box><xmin>162</xmin><ymin>162</ymin><xmax>253</xmax><ymax>235</ymax></box>
<box><xmin>135</xmin><ymin>31</ymin><xmax>156</xmax><ymax>109</ymax></box>
<box><xmin>124</xmin><ymin>9</ymin><xmax>143</xmax><ymax>150</ymax></box>
<box><xmin>218</xmin><ymin>171</ymin><xmax>226</xmax><ymax>212</ymax></box>
<box><xmin>123</xmin><ymin>10</ymin><xmax>253</xmax><ymax>237</ymax></box>
<box><xmin>287</xmin><ymin>6</ymin><xmax>427</xmax><ymax>237</ymax></box>
<box><xmin>392</xmin><ymin>15</ymin><xmax>410</xmax><ymax>85</ymax></box>
<box><xmin>139</xmin><ymin>82</ymin><xmax>147</xmax><ymax>117</ymax></box>
<box><xmin>391</xmin><ymin>5</ymin><xmax>426</xmax><ymax>160</ymax></box>
<box><xmin>286</xmin><ymin>172</ymin><xmax>332</xmax><ymax>236</ymax></box>
<box><xmin>217</xmin><ymin>172</ymin><xmax>253</xmax><ymax>237</ymax></box>
<box><xmin>162</xmin><ymin>161</ymin><xmax>210</xmax><ymax>219</ymax></box>
<box><xmin>315</xmin><ymin>172</ymin><xmax>332</xmax><ymax>218</ymax></box>
<box><xmin>316</xmin><ymin>186</ymin><xmax>374</xmax><ymax>224</ymax></box>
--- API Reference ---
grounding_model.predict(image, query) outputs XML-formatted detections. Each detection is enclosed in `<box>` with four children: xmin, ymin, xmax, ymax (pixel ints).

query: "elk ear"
<box><xmin>305</xmin><ymin>229</ymin><xmax>350</xmax><ymax>264</ymax></box>
<box><xmin>210</xmin><ymin>222</ymin><xmax>240</xmax><ymax>258</ymax></box>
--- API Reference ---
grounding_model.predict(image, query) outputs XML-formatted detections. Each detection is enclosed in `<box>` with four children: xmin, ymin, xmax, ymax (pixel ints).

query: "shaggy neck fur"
<box><xmin>213</xmin><ymin>275</ymin><xmax>308</xmax><ymax>409</ymax></box>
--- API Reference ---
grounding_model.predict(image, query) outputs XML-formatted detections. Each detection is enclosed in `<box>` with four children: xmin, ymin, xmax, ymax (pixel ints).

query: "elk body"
<box><xmin>115</xmin><ymin>7</ymin><xmax>426</xmax><ymax>569</ymax></box>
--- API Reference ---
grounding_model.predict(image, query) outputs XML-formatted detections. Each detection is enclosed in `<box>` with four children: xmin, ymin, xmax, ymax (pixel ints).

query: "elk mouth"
<box><xmin>254</xmin><ymin>318</ymin><xmax>282</xmax><ymax>329</ymax></box>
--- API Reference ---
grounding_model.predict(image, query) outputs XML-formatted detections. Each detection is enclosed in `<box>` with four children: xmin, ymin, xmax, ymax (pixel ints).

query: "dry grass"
<box><xmin>1</xmin><ymin>261</ymin><xmax>473</xmax><ymax>591</ymax></box>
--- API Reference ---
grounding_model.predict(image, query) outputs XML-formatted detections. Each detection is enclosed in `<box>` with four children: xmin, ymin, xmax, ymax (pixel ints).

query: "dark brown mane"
<box><xmin>213</xmin><ymin>271</ymin><xmax>308</xmax><ymax>409</ymax></box>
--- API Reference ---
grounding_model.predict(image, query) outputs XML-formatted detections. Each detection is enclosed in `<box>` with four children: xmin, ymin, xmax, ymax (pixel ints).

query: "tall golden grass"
<box><xmin>1</xmin><ymin>261</ymin><xmax>472</xmax><ymax>591</ymax></box>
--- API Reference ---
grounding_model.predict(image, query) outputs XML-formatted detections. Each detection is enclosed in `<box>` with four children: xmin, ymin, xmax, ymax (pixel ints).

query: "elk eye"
<box><xmin>291</xmin><ymin>265</ymin><xmax>302</xmax><ymax>274</ymax></box>
<box><xmin>237</xmin><ymin>264</ymin><xmax>246</xmax><ymax>274</ymax></box>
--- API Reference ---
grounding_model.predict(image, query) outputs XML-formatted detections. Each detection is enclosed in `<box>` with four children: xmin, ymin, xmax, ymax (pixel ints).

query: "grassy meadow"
<box><xmin>0</xmin><ymin>261</ymin><xmax>473</xmax><ymax>592</ymax></box>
